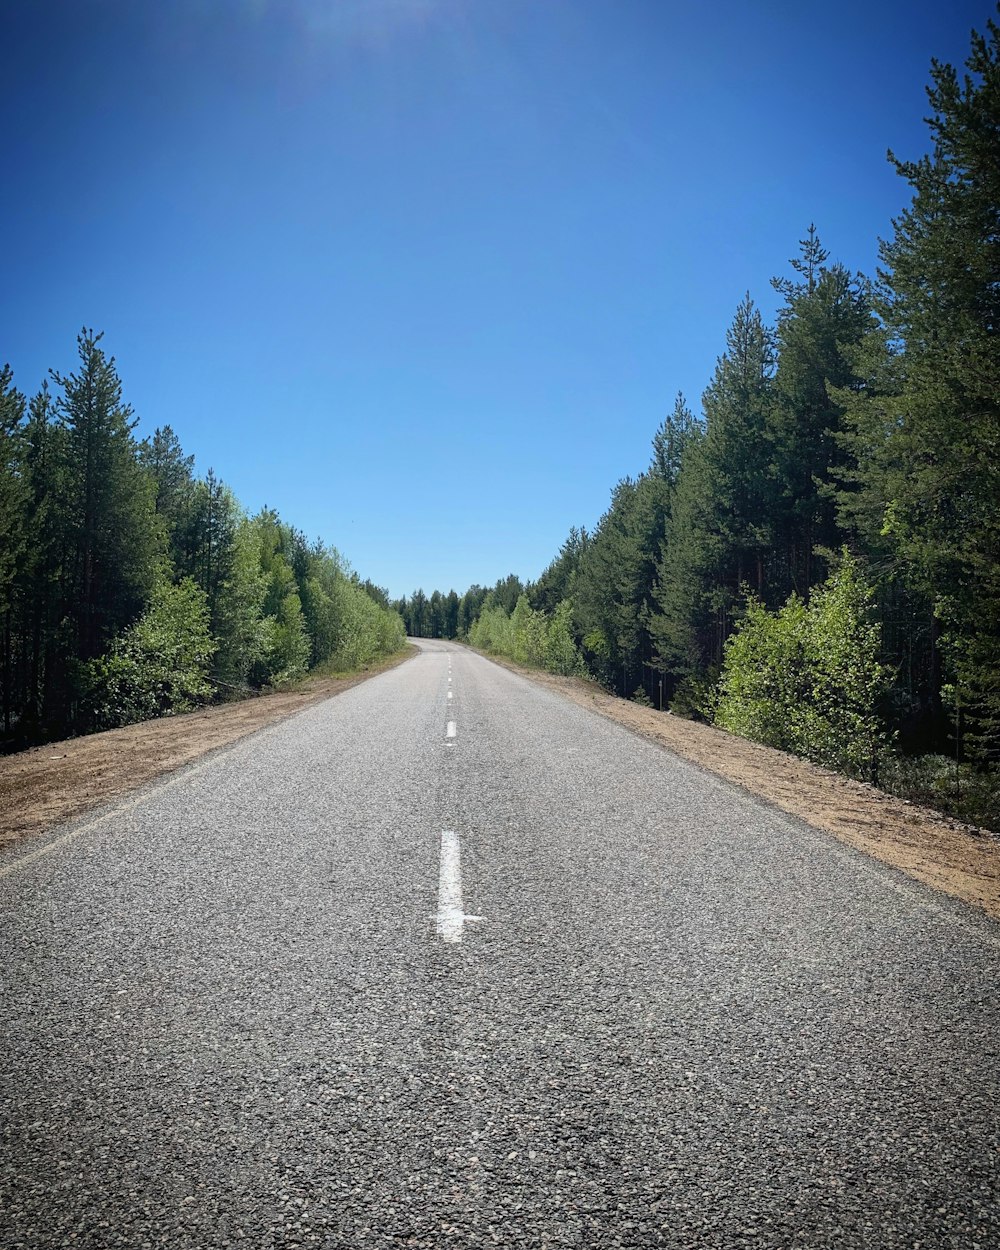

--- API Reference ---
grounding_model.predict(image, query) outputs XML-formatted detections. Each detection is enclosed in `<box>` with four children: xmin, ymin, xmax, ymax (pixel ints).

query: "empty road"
<box><xmin>2</xmin><ymin>640</ymin><xmax>998</xmax><ymax>1248</ymax></box>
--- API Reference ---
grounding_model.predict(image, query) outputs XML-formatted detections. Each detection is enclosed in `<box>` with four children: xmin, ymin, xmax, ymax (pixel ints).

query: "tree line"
<box><xmin>397</xmin><ymin>17</ymin><xmax>1000</xmax><ymax>829</ymax></box>
<box><xmin>0</xmin><ymin>332</ymin><xmax>406</xmax><ymax>747</ymax></box>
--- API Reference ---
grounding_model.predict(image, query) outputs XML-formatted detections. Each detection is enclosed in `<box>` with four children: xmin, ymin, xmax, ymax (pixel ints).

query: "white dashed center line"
<box><xmin>435</xmin><ymin>831</ymin><xmax>482</xmax><ymax>943</ymax></box>
<box><xmin>446</xmin><ymin>721</ymin><xmax>456</xmax><ymax>738</ymax></box>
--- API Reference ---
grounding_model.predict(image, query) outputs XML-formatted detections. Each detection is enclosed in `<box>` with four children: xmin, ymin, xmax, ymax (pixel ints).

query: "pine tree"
<box><xmin>52</xmin><ymin>330</ymin><xmax>163</xmax><ymax>669</ymax></box>
<box><xmin>139</xmin><ymin>424</ymin><xmax>195</xmax><ymax>564</ymax></box>
<box><xmin>770</xmin><ymin>227</ymin><xmax>872</xmax><ymax>593</ymax></box>
<box><xmin>0</xmin><ymin>365</ymin><xmax>27</xmax><ymax>734</ymax></box>
<box><xmin>531</xmin><ymin>528</ymin><xmax>587</xmax><ymax>616</ymax></box>
<box><xmin>838</xmin><ymin>16</ymin><xmax>1000</xmax><ymax>762</ymax></box>
<box><xmin>650</xmin><ymin>392</ymin><xmax>699</xmax><ymax>487</ymax></box>
<box><xmin>574</xmin><ymin>473</ymin><xmax>669</xmax><ymax>695</ymax></box>
<box><xmin>13</xmin><ymin>385</ymin><xmax>68</xmax><ymax>737</ymax></box>
<box><xmin>650</xmin><ymin>296</ymin><xmax>775</xmax><ymax>685</ymax></box>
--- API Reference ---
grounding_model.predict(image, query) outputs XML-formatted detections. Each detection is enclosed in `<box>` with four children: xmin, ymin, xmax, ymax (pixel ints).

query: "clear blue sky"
<box><xmin>1</xmin><ymin>0</ymin><xmax>991</xmax><ymax>599</ymax></box>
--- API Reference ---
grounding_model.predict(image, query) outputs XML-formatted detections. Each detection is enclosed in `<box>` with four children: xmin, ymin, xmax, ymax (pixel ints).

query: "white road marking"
<box><xmin>447</xmin><ymin>691</ymin><xmax>453</xmax><ymax>700</ymax></box>
<box><xmin>435</xmin><ymin>830</ymin><xmax>483</xmax><ymax>943</ymax></box>
<box><xmin>448</xmin><ymin>677</ymin><xmax>452</xmax><ymax>684</ymax></box>
<box><xmin>446</xmin><ymin>721</ymin><xmax>456</xmax><ymax>738</ymax></box>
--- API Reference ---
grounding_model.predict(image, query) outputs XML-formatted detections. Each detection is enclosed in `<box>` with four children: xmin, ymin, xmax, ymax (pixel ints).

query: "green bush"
<box><xmin>470</xmin><ymin>595</ymin><xmax>586</xmax><ymax>677</ymax></box>
<box><xmin>715</xmin><ymin>553</ymin><xmax>890</xmax><ymax>781</ymax></box>
<box><xmin>83</xmin><ymin>578</ymin><xmax>216</xmax><ymax>729</ymax></box>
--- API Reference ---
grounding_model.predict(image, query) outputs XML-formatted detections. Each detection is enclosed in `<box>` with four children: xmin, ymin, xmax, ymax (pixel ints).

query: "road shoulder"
<box><xmin>475</xmin><ymin>651</ymin><xmax>1000</xmax><ymax>923</ymax></box>
<box><xmin>0</xmin><ymin>647</ymin><xmax>417</xmax><ymax>853</ymax></box>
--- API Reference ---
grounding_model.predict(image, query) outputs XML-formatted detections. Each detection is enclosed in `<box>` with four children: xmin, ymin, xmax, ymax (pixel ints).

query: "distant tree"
<box><xmin>360</xmin><ymin>579</ymin><xmax>391</xmax><ymax>611</ymax></box>
<box><xmin>139</xmin><ymin>424</ymin><xmax>195</xmax><ymax>565</ymax></box>
<box><xmin>491</xmin><ymin>573</ymin><xmax>525</xmax><ymax>615</ymax></box>
<box><xmin>428</xmin><ymin>590</ymin><xmax>444</xmax><ymax>639</ymax></box>
<box><xmin>408</xmin><ymin>588</ymin><xmax>429</xmax><ymax>637</ymax></box>
<box><xmin>531</xmin><ymin>526</ymin><xmax>588</xmax><ymax>615</ymax></box>
<box><xmin>443</xmin><ymin>590</ymin><xmax>460</xmax><ymax>639</ymax></box>
<box><xmin>458</xmin><ymin>585</ymin><xmax>487</xmax><ymax>636</ymax></box>
<box><xmin>650</xmin><ymin>392</ymin><xmax>699</xmax><ymax>487</ymax></box>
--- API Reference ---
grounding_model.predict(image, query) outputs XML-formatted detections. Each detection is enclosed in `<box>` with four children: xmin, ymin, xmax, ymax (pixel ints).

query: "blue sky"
<box><xmin>1</xmin><ymin>0</ymin><xmax>990</xmax><ymax>599</ymax></box>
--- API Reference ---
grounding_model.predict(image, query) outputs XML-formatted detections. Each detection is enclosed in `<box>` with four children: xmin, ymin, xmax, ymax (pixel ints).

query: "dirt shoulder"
<box><xmin>0</xmin><ymin>647</ymin><xmax>417</xmax><ymax>853</ymax></box>
<box><xmin>480</xmin><ymin>652</ymin><xmax>1000</xmax><ymax>924</ymax></box>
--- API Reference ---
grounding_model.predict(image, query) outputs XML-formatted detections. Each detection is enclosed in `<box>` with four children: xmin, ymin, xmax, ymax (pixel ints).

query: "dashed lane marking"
<box><xmin>434</xmin><ymin>830</ymin><xmax>483</xmax><ymax>943</ymax></box>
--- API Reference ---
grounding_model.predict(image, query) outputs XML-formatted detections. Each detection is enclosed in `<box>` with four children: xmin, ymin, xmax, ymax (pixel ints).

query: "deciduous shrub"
<box><xmin>82</xmin><ymin>578</ymin><xmax>215</xmax><ymax>729</ymax></box>
<box><xmin>715</xmin><ymin>553</ymin><xmax>890</xmax><ymax>780</ymax></box>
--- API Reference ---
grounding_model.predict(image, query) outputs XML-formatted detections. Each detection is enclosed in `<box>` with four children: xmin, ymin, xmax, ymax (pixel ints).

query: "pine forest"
<box><xmin>0</xmin><ymin>330</ymin><xmax>407</xmax><ymax>747</ymax></box>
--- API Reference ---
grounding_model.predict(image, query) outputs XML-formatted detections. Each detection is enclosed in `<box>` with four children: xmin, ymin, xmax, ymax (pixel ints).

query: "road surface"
<box><xmin>2</xmin><ymin>640</ymin><xmax>998</xmax><ymax>1248</ymax></box>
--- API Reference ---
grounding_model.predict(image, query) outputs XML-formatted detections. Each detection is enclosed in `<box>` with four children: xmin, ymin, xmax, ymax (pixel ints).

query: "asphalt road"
<box><xmin>2</xmin><ymin>640</ymin><xmax>998</xmax><ymax>1249</ymax></box>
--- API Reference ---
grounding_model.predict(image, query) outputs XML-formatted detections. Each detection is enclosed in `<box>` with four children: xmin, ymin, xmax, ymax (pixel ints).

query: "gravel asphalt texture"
<box><xmin>2</xmin><ymin>640</ymin><xmax>999</xmax><ymax>1249</ymax></box>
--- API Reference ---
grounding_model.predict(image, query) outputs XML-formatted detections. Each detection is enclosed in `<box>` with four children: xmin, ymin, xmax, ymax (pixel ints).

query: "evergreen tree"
<box><xmin>770</xmin><ymin>227</ymin><xmax>872</xmax><ymax>593</ymax></box>
<box><xmin>531</xmin><ymin>527</ymin><xmax>588</xmax><ymax>616</ymax></box>
<box><xmin>52</xmin><ymin>330</ymin><xmax>163</xmax><ymax>669</ymax></box>
<box><xmin>647</xmin><ymin>427</ymin><xmax>714</xmax><ymax>679</ymax></box>
<box><xmin>443</xmin><ymin>590</ymin><xmax>460</xmax><ymax>639</ymax></box>
<box><xmin>650</xmin><ymin>392</ymin><xmax>699</xmax><ymax>486</ymax></box>
<box><xmin>838</xmin><ymin>16</ymin><xmax>1000</xmax><ymax>761</ymax></box>
<box><xmin>650</xmin><ymin>296</ymin><xmax>774</xmax><ymax>683</ymax></box>
<box><xmin>458</xmin><ymin>585</ymin><xmax>487</xmax><ymax>636</ymax></box>
<box><xmin>12</xmin><ymin>385</ymin><xmax>68</xmax><ymax>737</ymax></box>
<box><xmin>408</xmin><ymin>589</ymin><xmax>429</xmax><ymax>637</ymax></box>
<box><xmin>575</xmin><ymin>473</ymin><xmax>670</xmax><ymax>695</ymax></box>
<box><xmin>139</xmin><ymin>424</ymin><xmax>195</xmax><ymax>566</ymax></box>
<box><xmin>0</xmin><ymin>366</ymin><xmax>27</xmax><ymax>734</ymax></box>
<box><xmin>428</xmin><ymin>590</ymin><xmax>444</xmax><ymax>639</ymax></box>
<box><xmin>181</xmin><ymin>469</ymin><xmax>238</xmax><ymax>621</ymax></box>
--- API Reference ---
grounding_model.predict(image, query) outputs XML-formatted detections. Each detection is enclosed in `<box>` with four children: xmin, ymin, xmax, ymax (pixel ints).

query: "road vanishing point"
<box><xmin>2</xmin><ymin>640</ymin><xmax>998</xmax><ymax>1248</ymax></box>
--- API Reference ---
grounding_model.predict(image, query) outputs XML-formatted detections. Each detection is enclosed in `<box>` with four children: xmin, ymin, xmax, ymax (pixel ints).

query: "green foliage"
<box><xmin>531</xmin><ymin>527</ymin><xmax>588</xmax><ymax>615</ymax></box>
<box><xmin>324</xmin><ymin>573</ymin><xmax>406</xmax><ymax>671</ymax></box>
<box><xmin>834</xmin><ymin>18</ymin><xmax>1000</xmax><ymax>765</ymax></box>
<box><xmin>468</xmin><ymin>603</ymin><xmax>514</xmax><ymax>655</ymax></box>
<box><xmin>715</xmin><ymin>554</ymin><xmax>890</xmax><ymax>780</ymax></box>
<box><xmin>544</xmin><ymin>601</ymin><xmax>583</xmax><ymax>676</ymax></box>
<box><xmin>82</xmin><ymin>579</ymin><xmax>215</xmax><ymax>729</ymax></box>
<box><xmin>0</xmin><ymin>366</ymin><xmax>27</xmax><ymax>633</ymax></box>
<box><xmin>574</xmin><ymin>472</ymin><xmax>671</xmax><ymax>696</ymax></box>
<box><xmin>54</xmin><ymin>330</ymin><xmax>165</xmax><ymax>664</ymax></box>
<box><xmin>1</xmin><ymin>334</ymin><xmax>409</xmax><ymax>745</ymax></box>
<box><xmin>510</xmin><ymin>595</ymin><xmax>545</xmax><ymax>666</ymax></box>
<box><xmin>770</xmin><ymin>228</ymin><xmax>872</xmax><ymax>593</ymax></box>
<box><xmin>469</xmin><ymin>595</ymin><xmax>584</xmax><ymax>677</ymax></box>
<box><xmin>213</xmin><ymin>518</ymin><xmax>270</xmax><ymax>690</ymax></box>
<box><xmin>880</xmin><ymin>753</ymin><xmax>1000</xmax><ymax>832</ymax></box>
<box><xmin>669</xmin><ymin>670</ymin><xmax>719</xmax><ymax>722</ymax></box>
<box><xmin>649</xmin><ymin>295</ymin><xmax>775</xmax><ymax>684</ymax></box>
